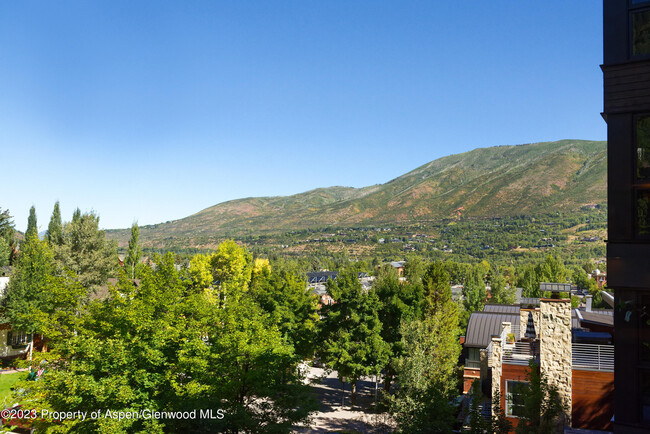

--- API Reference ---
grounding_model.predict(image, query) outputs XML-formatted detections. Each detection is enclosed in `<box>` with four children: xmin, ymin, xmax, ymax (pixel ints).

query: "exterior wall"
<box><xmin>539</xmin><ymin>299</ymin><xmax>572</xmax><ymax>424</ymax></box>
<box><xmin>463</xmin><ymin>367</ymin><xmax>480</xmax><ymax>394</ymax></box>
<box><xmin>500</xmin><ymin>363</ymin><xmax>530</xmax><ymax>430</ymax></box>
<box><xmin>572</xmin><ymin>369</ymin><xmax>614</xmax><ymax>431</ymax></box>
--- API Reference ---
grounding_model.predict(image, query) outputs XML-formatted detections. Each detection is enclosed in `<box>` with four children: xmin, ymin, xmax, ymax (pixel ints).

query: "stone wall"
<box><xmin>490</xmin><ymin>335</ymin><xmax>502</xmax><ymax>417</ymax></box>
<box><xmin>539</xmin><ymin>298</ymin><xmax>572</xmax><ymax>424</ymax></box>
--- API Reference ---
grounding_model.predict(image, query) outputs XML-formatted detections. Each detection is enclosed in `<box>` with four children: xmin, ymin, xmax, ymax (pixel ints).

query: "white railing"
<box><xmin>502</xmin><ymin>341</ymin><xmax>537</xmax><ymax>366</ymax></box>
<box><xmin>572</xmin><ymin>343</ymin><xmax>614</xmax><ymax>372</ymax></box>
<box><xmin>486</xmin><ymin>341</ymin><xmax>493</xmax><ymax>367</ymax></box>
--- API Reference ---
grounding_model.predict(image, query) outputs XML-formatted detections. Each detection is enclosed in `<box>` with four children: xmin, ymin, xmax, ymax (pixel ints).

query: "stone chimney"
<box><xmin>490</xmin><ymin>335</ymin><xmax>502</xmax><ymax>417</ymax></box>
<box><xmin>585</xmin><ymin>294</ymin><xmax>593</xmax><ymax>312</ymax></box>
<box><xmin>539</xmin><ymin>298</ymin><xmax>572</xmax><ymax>425</ymax></box>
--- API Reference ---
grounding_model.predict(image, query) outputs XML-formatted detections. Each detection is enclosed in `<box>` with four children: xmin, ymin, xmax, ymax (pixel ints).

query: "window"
<box><xmin>642</xmin><ymin>370</ymin><xmax>650</xmax><ymax>425</ymax></box>
<box><xmin>506</xmin><ymin>380</ymin><xmax>529</xmax><ymax>417</ymax></box>
<box><xmin>635</xmin><ymin>116</ymin><xmax>650</xmax><ymax>237</ymax></box>
<box><xmin>637</xmin><ymin>116</ymin><xmax>650</xmax><ymax>180</ymax></box>
<box><xmin>7</xmin><ymin>331</ymin><xmax>31</xmax><ymax>348</ymax></box>
<box><xmin>466</xmin><ymin>347</ymin><xmax>481</xmax><ymax>369</ymax></box>
<box><xmin>641</xmin><ymin>295</ymin><xmax>650</xmax><ymax>362</ymax></box>
<box><xmin>632</xmin><ymin>9</ymin><xmax>650</xmax><ymax>57</ymax></box>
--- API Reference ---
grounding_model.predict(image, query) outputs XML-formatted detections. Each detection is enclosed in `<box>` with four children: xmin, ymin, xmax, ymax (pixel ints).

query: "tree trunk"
<box><xmin>350</xmin><ymin>380</ymin><xmax>357</xmax><ymax>406</ymax></box>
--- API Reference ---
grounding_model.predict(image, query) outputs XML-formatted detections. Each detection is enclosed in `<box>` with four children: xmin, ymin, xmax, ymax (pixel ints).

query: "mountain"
<box><xmin>106</xmin><ymin>140</ymin><xmax>606</xmax><ymax>248</ymax></box>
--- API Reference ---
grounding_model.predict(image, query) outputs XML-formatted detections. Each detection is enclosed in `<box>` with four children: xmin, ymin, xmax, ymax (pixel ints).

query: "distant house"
<box><xmin>389</xmin><ymin>261</ymin><xmax>405</xmax><ymax>277</ymax></box>
<box><xmin>306</xmin><ymin>271</ymin><xmax>338</xmax><ymax>284</ymax></box>
<box><xmin>590</xmin><ymin>269</ymin><xmax>607</xmax><ymax>289</ymax></box>
<box><xmin>307</xmin><ymin>271</ymin><xmax>371</xmax><ymax>309</ymax></box>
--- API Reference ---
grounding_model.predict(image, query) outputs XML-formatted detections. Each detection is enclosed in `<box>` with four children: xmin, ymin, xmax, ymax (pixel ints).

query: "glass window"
<box><xmin>466</xmin><ymin>347</ymin><xmax>481</xmax><ymax>368</ymax></box>
<box><xmin>641</xmin><ymin>295</ymin><xmax>650</xmax><ymax>362</ymax></box>
<box><xmin>637</xmin><ymin>117</ymin><xmax>650</xmax><ymax>179</ymax></box>
<box><xmin>10</xmin><ymin>331</ymin><xmax>30</xmax><ymax>347</ymax></box>
<box><xmin>637</xmin><ymin>190</ymin><xmax>650</xmax><ymax>236</ymax></box>
<box><xmin>506</xmin><ymin>380</ymin><xmax>529</xmax><ymax>417</ymax></box>
<box><xmin>642</xmin><ymin>370</ymin><xmax>650</xmax><ymax>425</ymax></box>
<box><xmin>633</xmin><ymin>10</ymin><xmax>650</xmax><ymax>56</ymax></box>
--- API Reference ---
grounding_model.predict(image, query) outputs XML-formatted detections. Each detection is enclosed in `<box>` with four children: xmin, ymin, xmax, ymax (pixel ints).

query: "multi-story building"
<box><xmin>462</xmin><ymin>284</ymin><xmax>615</xmax><ymax>431</ymax></box>
<box><xmin>603</xmin><ymin>1</ymin><xmax>650</xmax><ymax>431</ymax></box>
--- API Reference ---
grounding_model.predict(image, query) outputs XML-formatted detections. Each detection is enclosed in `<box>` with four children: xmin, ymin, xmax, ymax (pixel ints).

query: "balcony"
<box><xmin>571</xmin><ymin>343</ymin><xmax>614</xmax><ymax>372</ymax></box>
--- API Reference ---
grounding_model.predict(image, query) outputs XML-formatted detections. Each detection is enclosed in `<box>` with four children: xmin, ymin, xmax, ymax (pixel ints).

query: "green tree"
<box><xmin>404</xmin><ymin>255</ymin><xmax>425</xmax><ymax>284</ymax></box>
<box><xmin>390</xmin><ymin>261</ymin><xmax>461</xmax><ymax>433</ymax></box>
<box><xmin>0</xmin><ymin>207</ymin><xmax>15</xmax><ymax>266</ymax></box>
<box><xmin>319</xmin><ymin>268</ymin><xmax>390</xmax><ymax>405</ymax></box>
<box><xmin>46</xmin><ymin>201</ymin><xmax>63</xmax><ymax>246</ymax></box>
<box><xmin>2</xmin><ymin>237</ymin><xmax>56</xmax><ymax>334</ymax></box>
<box><xmin>124</xmin><ymin>222</ymin><xmax>143</xmax><ymax>279</ymax></box>
<box><xmin>463</xmin><ymin>265</ymin><xmax>487</xmax><ymax>313</ymax></box>
<box><xmin>22</xmin><ymin>252</ymin><xmax>317</xmax><ymax>433</ymax></box>
<box><xmin>489</xmin><ymin>271</ymin><xmax>516</xmax><ymax>305</ymax></box>
<box><xmin>375</xmin><ymin>265</ymin><xmax>424</xmax><ymax>392</ymax></box>
<box><xmin>389</xmin><ymin>313</ymin><xmax>461</xmax><ymax>433</ymax></box>
<box><xmin>25</xmin><ymin>205</ymin><xmax>38</xmax><ymax>240</ymax></box>
<box><xmin>249</xmin><ymin>264</ymin><xmax>319</xmax><ymax>359</ymax></box>
<box><xmin>422</xmin><ymin>261</ymin><xmax>452</xmax><ymax>314</ymax></box>
<box><xmin>466</xmin><ymin>379</ymin><xmax>489</xmax><ymax>433</ymax></box>
<box><xmin>54</xmin><ymin>211</ymin><xmax>117</xmax><ymax>295</ymax></box>
<box><xmin>514</xmin><ymin>360</ymin><xmax>568</xmax><ymax>434</ymax></box>
<box><xmin>537</xmin><ymin>255</ymin><xmax>567</xmax><ymax>285</ymax></box>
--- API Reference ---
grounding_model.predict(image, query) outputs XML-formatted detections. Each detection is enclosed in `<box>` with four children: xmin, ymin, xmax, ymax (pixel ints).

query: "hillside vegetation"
<box><xmin>107</xmin><ymin>140</ymin><xmax>606</xmax><ymax>249</ymax></box>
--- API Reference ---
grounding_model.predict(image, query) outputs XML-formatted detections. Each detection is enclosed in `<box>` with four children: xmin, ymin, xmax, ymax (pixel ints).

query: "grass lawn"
<box><xmin>0</xmin><ymin>373</ymin><xmax>26</xmax><ymax>407</ymax></box>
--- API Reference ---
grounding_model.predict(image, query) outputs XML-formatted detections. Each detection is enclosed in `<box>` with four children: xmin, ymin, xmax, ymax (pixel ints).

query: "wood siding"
<box><xmin>572</xmin><ymin>370</ymin><xmax>614</xmax><ymax>431</ymax></box>
<box><xmin>604</xmin><ymin>61</ymin><xmax>650</xmax><ymax>114</ymax></box>
<box><xmin>500</xmin><ymin>363</ymin><xmax>530</xmax><ymax>430</ymax></box>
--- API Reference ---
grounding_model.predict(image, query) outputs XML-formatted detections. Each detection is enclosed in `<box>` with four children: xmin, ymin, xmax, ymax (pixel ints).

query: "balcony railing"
<box><xmin>572</xmin><ymin>343</ymin><xmax>614</xmax><ymax>372</ymax></box>
<box><xmin>502</xmin><ymin>341</ymin><xmax>538</xmax><ymax>366</ymax></box>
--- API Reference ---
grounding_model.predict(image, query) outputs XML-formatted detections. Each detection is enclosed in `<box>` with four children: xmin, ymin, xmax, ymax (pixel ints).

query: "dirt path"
<box><xmin>294</xmin><ymin>367</ymin><xmax>394</xmax><ymax>433</ymax></box>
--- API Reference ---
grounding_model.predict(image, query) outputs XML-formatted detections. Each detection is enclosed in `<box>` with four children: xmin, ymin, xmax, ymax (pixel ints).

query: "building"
<box><xmin>462</xmin><ymin>284</ymin><xmax>615</xmax><ymax>431</ymax></box>
<box><xmin>603</xmin><ymin>1</ymin><xmax>650</xmax><ymax>430</ymax></box>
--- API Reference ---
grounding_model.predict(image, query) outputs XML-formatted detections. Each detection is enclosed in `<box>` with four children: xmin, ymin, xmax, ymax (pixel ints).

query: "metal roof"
<box><xmin>306</xmin><ymin>271</ymin><xmax>338</xmax><ymax>283</ymax></box>
<box><xmin>464</xmin><ymin>312</ymin><xmax>520</xmax><ymax>348</ymax></box>
<box><xmin>578</xmin><ymin>310</ymin><xmax>614</xmax><ymax>327</ymax></box>
<box><xmin>483</xmin><ymin>304</ymin><xmax>520</xmax><ymax>314</ymax></box>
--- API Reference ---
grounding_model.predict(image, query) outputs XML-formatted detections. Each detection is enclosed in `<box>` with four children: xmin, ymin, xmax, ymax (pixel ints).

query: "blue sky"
<box><xmin>0</xmin><ymin>1</ymin><xmax>605</xmax><ymax>232</ymax></box>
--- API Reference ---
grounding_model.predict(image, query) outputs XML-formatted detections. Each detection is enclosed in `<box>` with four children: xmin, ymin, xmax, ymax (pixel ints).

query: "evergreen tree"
<box><xmin>54</xmin><ymin>211</ymin><xmax>116</xmax><ymax>295</ymax></box>
<box><xmin>466</xmin><ymin>379</ymin><xmax>489</xmax><ymax>433</ymax></box>
<box><xmin>2</xmin><ymin>237</ymin><xmax>55</xmax><ymax>333</ymax></box>
<box><xmin>46</xmin><ymin>201</ymin><xmax>63</xmax><ymax>246</ymax></box>
<box><xmin>422</xmin><ymin>261</ymin><xmax>453</xmax><ymax>314</ymax></box>
<box><xmin>124</xmin><ymin>222</ymin><xmax>143</xmax><ymax>279</ymax></box>
<box><xmin>0</xmin><ymin>207</ymin><xmax>14</xmax><ymax>266</ymax></box>
<box><xmin>25</xmin><ymin>205</ymin><xmax>38</xmax><ymax>240</ymax></box>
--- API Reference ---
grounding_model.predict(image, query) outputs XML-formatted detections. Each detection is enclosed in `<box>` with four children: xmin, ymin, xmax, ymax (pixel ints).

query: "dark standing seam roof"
<box><xmin>464</xmin><ymin>312</ymin><xmax>520</xmax><ymax>348</ymax></box>
<box><xmin>483</xmin><ymin>304</ymin><xmax>520</xmax><ymax>314</ymax></box>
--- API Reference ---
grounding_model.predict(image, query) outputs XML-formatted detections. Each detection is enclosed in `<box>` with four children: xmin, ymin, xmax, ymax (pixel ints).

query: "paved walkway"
<box><xmin>294</xmin><ymin>367</ymin><xmax>394</xmax><ymax>433</ymax></box>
